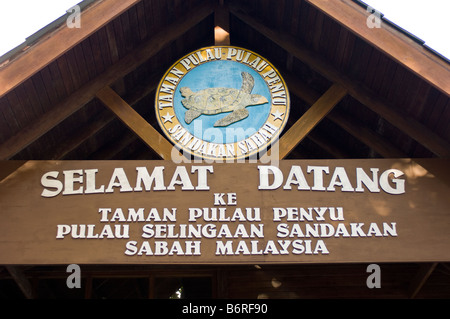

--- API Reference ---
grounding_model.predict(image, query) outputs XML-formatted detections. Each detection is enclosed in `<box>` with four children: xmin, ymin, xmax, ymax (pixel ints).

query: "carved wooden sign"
<box><xmin>0</xmin><ymin>159</ymin><xmax>449</xmax><ymax>264</ymax></box>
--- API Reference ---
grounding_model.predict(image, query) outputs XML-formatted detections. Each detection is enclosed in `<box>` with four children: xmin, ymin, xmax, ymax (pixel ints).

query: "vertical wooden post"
<box><xmin>84</xmin><ymin>276</ymin><xmax>93</xmax><ymax>299</ymax></box>
<box><xmin>215</xmin><ymin>0</ymin><xmax>230</xmax><ymax>45</ymax></box>
<box><xmin>148</xmin><ymin>274</ymin><xmax>155</xmax><ymax>299</ymax></box>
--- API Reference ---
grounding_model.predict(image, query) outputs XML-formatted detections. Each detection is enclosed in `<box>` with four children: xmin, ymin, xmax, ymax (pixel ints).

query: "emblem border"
<box><xmin>154</xmin><ymin>46</ymin><xmax>290</xmax><ymax>161</ymax></box>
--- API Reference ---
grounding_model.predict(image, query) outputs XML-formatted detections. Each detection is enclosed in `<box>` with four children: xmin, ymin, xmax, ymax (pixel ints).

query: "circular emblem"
<box><xmin>155</xmin><ymin>46</ymin><xmax>290</xmax><ymax>160</ymax></box>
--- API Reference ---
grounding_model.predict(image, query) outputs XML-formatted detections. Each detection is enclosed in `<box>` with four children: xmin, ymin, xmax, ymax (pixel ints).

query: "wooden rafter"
<box><xmin>0</xmin><ymin>0</ymin><xmax>142</xmax><ymax>98</ymax></box>
<box><xmin>5</xmin><ymin>266</ymin><xmax>33</xmax><ymax>299</ymax></box>
<box><xmin>408</xmin><ymin>263</ymin><xmax>438</xmax><ymax>299</ymax></box>
<box><xmin>0</xmin><ymin>160</ymin><xmax>27</xmax><ymax>182</ymax></box>
<box><xmin>0</xmin><ymin>2</ymin><xmax>214</xmax><ymax>160</ymax></box>
<box><xmin>54</xmin><ymin>71</ymin><xmax>162</xmax><ymax>160</ymax></box>
<box><xmin>90</xmin><ymin>130</ymin><xmax>139</xmax><ymax>160</ymax></box>
<box><xmin>0</xmin><ymin>1</ymin><xmax>448</xmax><ymax>301</ymax></box>
<box><xmin>262</xmin><ymin>83</ymin><xmax>347</xmax><ymax>161</ymax></box>
<box><xmin>283</xmin><ymin>72</ymin><xmax>408</xmax><ymax>158</ymax></box>
<box><xmin>0</xmin><ymin>168</ymin><xmax>33</xmax><ymax>297</ymax></box>
<box><xmin>215</xmin><ymin>0</ymin><xmax>230</xmax><ymax>45</ymax></box>
<box><xmin>230</xmin><ymin>6</ymin><xmax>450</xmax><ymax>158</ymax></box>
<box><xmin>51</xmin><ymin>108</ymin><xmax>114</xmax><ymax>160</ymax></box>
<box><xmin>307</xmin><ymin>131</ymin><xmax>350</xmax><ymax>159</ymax></box>
<box><xmin>96</xmin><ymin>86</ymin><xmax>174</xmax><ymax>160</ymax></box>
<box><xmin>306</xmin><ymin>0</ymin><xmax>450</xmax><ymax>96</ymax></box>
<box><xmin>327</xmin><ymin>111</ymin><xmax>407</xmax><ymax>158</ymax></box>
<box><xmin>277</xmin><ymin>83</ymin><xmax>347</xmax><ymax>159</ymax></box>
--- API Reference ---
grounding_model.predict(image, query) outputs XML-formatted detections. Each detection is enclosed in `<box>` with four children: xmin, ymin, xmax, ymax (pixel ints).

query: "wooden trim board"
<box><xmin>306</xmin><ymin>0</ymin><xmax>450</xmax><ymax>96</ymax></box>
<box><xmin>0</xmin><ymin>0</ymin><xmax>142</xmax><ymax>98</ymax></box>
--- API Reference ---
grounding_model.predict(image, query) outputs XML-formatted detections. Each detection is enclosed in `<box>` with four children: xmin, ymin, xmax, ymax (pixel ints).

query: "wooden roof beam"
<box><xmin>408</xmin><ymin>262</ymin><xmax>438</xmax><ymax>299</ymax></box>
<box><xmin>307</xmin><ymin>131</ymin><xmax>350</xmax><ymax>159</ymax></box>
<box><xmin>0</xmin><ymin>163</ymin><xmax>30</xmax><ymax>295</ymax></box>
<box><xmin>0</xmin><ymin>0</ymin><xmax>142</xmax><ymax>98</ymax></box>
<box><xmin>96</xmin><ymin>86</ymin><xmax>174</xmax><ymax>160</ymax></box>
<box><xmin>327</xmin><ymin>111</ymin><xmax>408</xmax><ymax>158</ymax></box>
<box><xmin>230</xmin><ymin>6</ymin><xmax>450</xmax><ymax>158</ymax></box>
<box><xmin>283</xmin><ymin>72</ymin><xmax>408</xmax><ymax>158</ymax></box>
<box><xmin>277</xmin><ymin>83</ymin><xmax>348</xmax><ymax>159</ymax></box>
<box><xmin>54</xmin><ymin>71</ymin><xmax>161</xmax><ymax>160</ymax></box>
<box><xmin>5</xmin><ymin>266</ymin><xmax>34</xmax><ymax>299</ymax></box>
<box><xmin>0</xmin><ymin>2</ymin><xmax>214</xmax><ymax>160</ymax></box>
<box><xmin>89</xmin><ymin>130</ymin><xmax>138</xmax><ymax>160</ymax></box>
<box><xmin>307</xmin><ymin>0</ymin><xmax>450</xmax><ymax>96</ymax></box>
<box><xmin>215</xmin><ymin>0</ymin><xmax>230</xmax><ymax>45</ymax></box>
<box><xmin>49</xmin><ymin>106</ymin><xmax>113</xmax><ymax>160</ymax></box>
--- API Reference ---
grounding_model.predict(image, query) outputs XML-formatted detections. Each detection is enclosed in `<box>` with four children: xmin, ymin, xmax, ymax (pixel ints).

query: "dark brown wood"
<box><xmin>96</xmin><ymin>86</ymin><xmax>174</xmax><ymax>160</ymax></box>
<box><xmin>51</xmin><ymin>74</ymin><xmax>161</xmax><ymax>160</ymax></box>
<box><xmin>306</xmin><ymin>0</ymin><xmax>450</xmax><ymax>96</ymax></box>
<box><xmin>148</xmin><ymin>275</ymin><xmax>155</xmax><ymax>299</ymax></box>
<box><xmin>84</xmin><ymin>276</ymin><xmax>93</xmax><ymax>299</ymax></box>
<box><xmin>5</xmin><ymin>266</ymin><xmax>34</xmax><ymax>299</ymax></box>
<box><xmin>0</xmin><ymin>2</ymin><xmax>214</xmax><ymax>160</ymax></box>
<box><xmin>351</xmin><ymin>83</ymin><xmax>450</xmax><ymax>157</ymax></box>
<box><xmin>1</xmin><ymin>159</ymin><xmax>449</xmax><ymax>265</ymax></box>
<box><xmin>307</xmin><ymin>131</ymin><xmax>350</xmax><ymax>159</ymax></box>
<box><xmin>215</xmin><ymin>0</ymin><xmax>230</xmax><ymax>45</ymax></box>
<box><xmin>0</xmin><ymin>160</ymin><xmax>27</xmax><ymax>182</ymax></box>
<box><xmin>0</xmin><ymin>0</ymin><xmax>449</xmax><ymax>301</ymax></box>
<box><xmin>283</xmin><ymin>72</ymin><xmax>407</xmax><ymax>158</ymax></box>
<box><xmin>0</xmin><ymin>0</ymin><xmax>142</xmax><ymax>98</ymax></box>
<box><xmin>278</xmin><ymin>83</ymin><xmax>347</xmax><ymax>159</ymax></box>
<box><xmin>3</xmin><ymin>262</ymin><xmax>449</xmax><ymax>299</ymax></box>
<box><xmin>230</xmin><ymin>5</ymin><xmax>450</xmax><ymax>158</ymax></box>
<box><xmin>327</xmin><ymin>111</ymin><xmax>408</xmax><ymax>158</ymax></box>
<box><xmin>89</xmin><ymin>131</ymin><xmax>139</xmax><ymax>160</ymax></box>
<box><xmin>51</xmin><ymin>109</ymin><xmax>115</xmax><ymax>160</ymax></box>
<box><xmin>408</xmin><ymin>263</ymin><xmax>438</xmax><ymax>299</ymax></box>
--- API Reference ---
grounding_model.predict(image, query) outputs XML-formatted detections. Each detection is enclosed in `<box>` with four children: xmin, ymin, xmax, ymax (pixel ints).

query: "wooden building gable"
<box><xmin>0</xmin><ymin>0</ymin><xmax>449</xmax><ymax>299</ymax></box>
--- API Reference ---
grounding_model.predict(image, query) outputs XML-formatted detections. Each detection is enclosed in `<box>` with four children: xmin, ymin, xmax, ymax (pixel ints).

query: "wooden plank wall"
<box><xmin>2</xmin><ymin>0</ymin><xmax>214</xmax><ymax>160</ymax></box>
<box><xmin>229</xmin><ymin>0</ymin><xmax>450</xmax><ymax>158</ymax></box>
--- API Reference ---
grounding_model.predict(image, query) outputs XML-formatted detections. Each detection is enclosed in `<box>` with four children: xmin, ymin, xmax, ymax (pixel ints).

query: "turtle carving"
<box><xmin>180</xmin><ymin>72</ymin><xmax>269</xmax><ymax>127</ymax></box>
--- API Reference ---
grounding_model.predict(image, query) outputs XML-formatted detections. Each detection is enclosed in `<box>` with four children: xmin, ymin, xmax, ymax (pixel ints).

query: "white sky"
<box><xmin>0</xmin><ymin>0</ymin><xmax>80</xmax><ymax>56</ymax></box>
<box><xmin>0</xmin><ymin>0</ymin><xmax>449</xmax><ymax>59</ymax></box>
<box><xmin>364</xmin><ymin>0</ymin><xmax>450</xmax><ymax>58</ymax></box>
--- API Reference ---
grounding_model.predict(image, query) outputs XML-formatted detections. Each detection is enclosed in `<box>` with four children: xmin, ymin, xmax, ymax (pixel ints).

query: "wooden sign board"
<box><xmin>0</xmin><ymin>159</ymin><xmax>449</xmax><ymax>264</ymax></box>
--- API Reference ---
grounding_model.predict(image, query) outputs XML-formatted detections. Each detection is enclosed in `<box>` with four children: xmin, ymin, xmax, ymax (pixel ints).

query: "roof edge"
<box><xmin>0</xmin><ymin>0</ymin><xmax>141</xmax><ymax>99</ymax></box>
<box><xmin>0</xmin><ymin>0</ymin><xmax>97</xmax><ymax>65</ymax></box>
<box><xmin>351</xmin><ymin>0</ymin><xmax>449</xmax><ymax>64</ymax></box>
<box><xmin>307</xmin><ymin>0</ymin><xmax>450</xmax><ymax>96</ymax></box>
